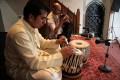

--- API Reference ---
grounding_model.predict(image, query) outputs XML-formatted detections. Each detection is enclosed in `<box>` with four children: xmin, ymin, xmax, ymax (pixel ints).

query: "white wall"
<box><xmin>109</xmin><ymin>11</ymin><xmax>120</xmax><ymax>43</ymax></box>
<box><xmin>0</xmin><ymin>0</ymin><xmax>28</xmax><ymax>32</ymax></box>
<box><xmin>5</xmin><ymin>0</ymin><xmax>28</xmax><ymax>16</ymax></box>
<box><xmin>113</xmin><ymin>12</ymin><xmax>120</xmax><ymax>43</ymax></box>
<box><xmin>0</xmin><ymin>0</ymin><xmax>18</xmax><ymax>32</ymax></box>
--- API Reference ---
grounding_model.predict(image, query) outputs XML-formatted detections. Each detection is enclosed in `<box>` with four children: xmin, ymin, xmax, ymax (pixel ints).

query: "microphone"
<box><xmin>83</xmin><ymin>27</ymin><xmax>89</xmax><ymax>29</ymax></box>
<box><xmin>95</xmin><ymin>39</ymin><xmax>111</xmax><ymax>44</ymax></box>
<box><xmin>83</xmin><ymin>27</ymin><xmax>91</xmax><ymax>31</ymax></box>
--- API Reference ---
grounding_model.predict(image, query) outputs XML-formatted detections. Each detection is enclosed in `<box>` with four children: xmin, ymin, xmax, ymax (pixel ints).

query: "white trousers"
<box><xmin>10</xmin><ymin>69</ymin><xmax>62</xmax><ymax>80</ymax></box>
<box><xmin>30</xmin><ymin>70</ymin><xmax>62</xmax><ymax>80</ymax></box>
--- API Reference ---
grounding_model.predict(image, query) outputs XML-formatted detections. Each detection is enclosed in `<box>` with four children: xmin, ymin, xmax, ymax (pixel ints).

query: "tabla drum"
<box><xmin>62</xmin><ymin>49</ymin><xmax>84</xmax><ymax>79</ymax></box>
<box><xmin>69</xmin><ymin>40</ymin><xmax>90</xmax><ymax>63</ymax></box>
<box><xmin>62</xmin><ymin>40</ymin><xmax>90</xmax><ymax>79</ymax></box>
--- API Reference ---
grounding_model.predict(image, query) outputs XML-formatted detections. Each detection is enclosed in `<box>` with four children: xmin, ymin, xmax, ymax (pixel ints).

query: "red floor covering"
<box><xmin>63</xmin><ymin>35</ymin><xmax>120</xmax><ymax>80</ymax></box>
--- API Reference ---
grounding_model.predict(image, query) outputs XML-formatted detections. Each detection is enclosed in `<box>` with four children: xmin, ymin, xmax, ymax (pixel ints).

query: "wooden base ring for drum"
<box><xmin>62</xmin><ymin>73</ymin><xmax>81</xmax><ymax>79</ymax></box>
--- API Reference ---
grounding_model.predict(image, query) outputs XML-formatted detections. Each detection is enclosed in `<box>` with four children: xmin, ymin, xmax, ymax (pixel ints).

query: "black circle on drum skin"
<box><xmin>76</xmin><ymin>42</ymin><xmax>82</xmax><ymax>45</ymax></box>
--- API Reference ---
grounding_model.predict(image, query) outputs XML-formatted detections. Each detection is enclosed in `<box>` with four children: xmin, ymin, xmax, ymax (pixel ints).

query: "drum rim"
<box><xmin>70</xmin><ymin>40</ymin><xmax>89</xmax><ymax>48</ymax></box>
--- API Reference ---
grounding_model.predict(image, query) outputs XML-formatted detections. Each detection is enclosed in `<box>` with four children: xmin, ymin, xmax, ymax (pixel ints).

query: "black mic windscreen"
<box><xmin>83</xmin><ymin>27</ymin><xmax>89</xmax><ymax>29</ymax></box>
<box><xmin>95</xmin><ymin>40</ymin><xmax>100</xmax><ymax>44</ymax></box>
<box><xmin>83</xmin><ymin>27</ymin><xmax>86</xmax><ymax>29</ymax></box>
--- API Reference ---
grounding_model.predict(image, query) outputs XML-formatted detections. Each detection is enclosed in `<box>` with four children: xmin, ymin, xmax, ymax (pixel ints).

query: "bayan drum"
<box><xmin>70</xmin><ymin>40</ymin><xmax>90</xmax><ymax>63</ymax></box>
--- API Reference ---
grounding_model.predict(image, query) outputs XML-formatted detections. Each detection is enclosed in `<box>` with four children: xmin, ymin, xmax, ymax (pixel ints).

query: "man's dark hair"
<box><xmin>23</xmin><ymin>0</ymin><xmax>49</xmax><ymax>20</ymax></box>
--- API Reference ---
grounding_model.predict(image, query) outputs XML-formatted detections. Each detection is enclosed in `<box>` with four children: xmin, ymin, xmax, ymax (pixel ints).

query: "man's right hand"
<box><xmin>56</xmin><ymin>35</ymin><xmax>67</xmax><ymax>44</ymax></box>
<box><xmin>60</xmin><ymin>45</ymin><xmax>76</xmax><ymax>58</ymax></box>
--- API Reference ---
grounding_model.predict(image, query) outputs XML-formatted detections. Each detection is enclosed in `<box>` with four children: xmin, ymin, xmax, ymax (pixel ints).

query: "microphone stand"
<box><xmin>109</xmin><ymin>2</ymin><xmax>120</xmax><ymax>49</ymax></box>
<box><xmin>98</xmin><ymin>41</ymin><xmax>111</xmax><ymax>72</ymax></box>
<box><xmin>85</xmin><ymin>28</ymin><xmax>91</xmax><ymax>40</ymax></box>
<box><xmin>109</xmin><ymin>11</ymin><xmax>116</xmax><ymax>48</ymax></box>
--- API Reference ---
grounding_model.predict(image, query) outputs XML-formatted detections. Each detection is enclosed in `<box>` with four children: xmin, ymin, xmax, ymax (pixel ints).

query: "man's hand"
<box><xmin>61</xmin><ymin>45</ymin><xmax>76</xmax><ymax>58</ymax></box>
<box><xmin>56</xmin><ymin>35</ymin><xmax>67</xmax><ymax>44</ymax></box>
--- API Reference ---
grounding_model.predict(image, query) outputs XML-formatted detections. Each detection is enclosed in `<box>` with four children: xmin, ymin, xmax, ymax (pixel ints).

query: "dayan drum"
<box><xmin>62</xmin><ymin>40</ymin><xmax>90</xmax><ymax>79</ymax></box>
<box><xmin>62</xmin><ymin>49</ymin><xmax>84</xmax><ymax>79</ymax></box>
<box><xmin>70</xmin><ymin>40</ymin><xmax>90</xmax><ymax>63</ymax></box>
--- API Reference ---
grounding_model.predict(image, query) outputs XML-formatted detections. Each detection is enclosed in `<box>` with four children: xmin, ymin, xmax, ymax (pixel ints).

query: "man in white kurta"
<box><xmin>5</xmin><ymin>17</ymin><xmax>63</xmax><ymax>80</ymax></box>
<box><xmin>4</xmin><ymin>0</ymin><xmax>76</xmax><ymax>80</ymax></box>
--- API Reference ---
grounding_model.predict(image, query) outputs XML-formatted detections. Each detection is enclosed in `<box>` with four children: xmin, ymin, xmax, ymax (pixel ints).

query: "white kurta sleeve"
<box><xmin>13</xmin><ymin>32</ymin><xmax>63</xmax><ymax>70</ymax></box>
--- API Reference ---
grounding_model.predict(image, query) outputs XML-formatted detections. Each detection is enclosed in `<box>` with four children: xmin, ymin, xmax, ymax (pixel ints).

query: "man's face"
<box><xmin>54</xmin><ymin>8</ymin><xmax>61</xmax><ymax>15</ymax></box>
<box><xmin>30</xmin><ymin>10</ymin><xmax>47</xmax><ymax>28</ymax></box>
<box><xmin>53</xmin><ymin>4</ymin><xmax>61</xmax><ymax>15</ymax></box>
